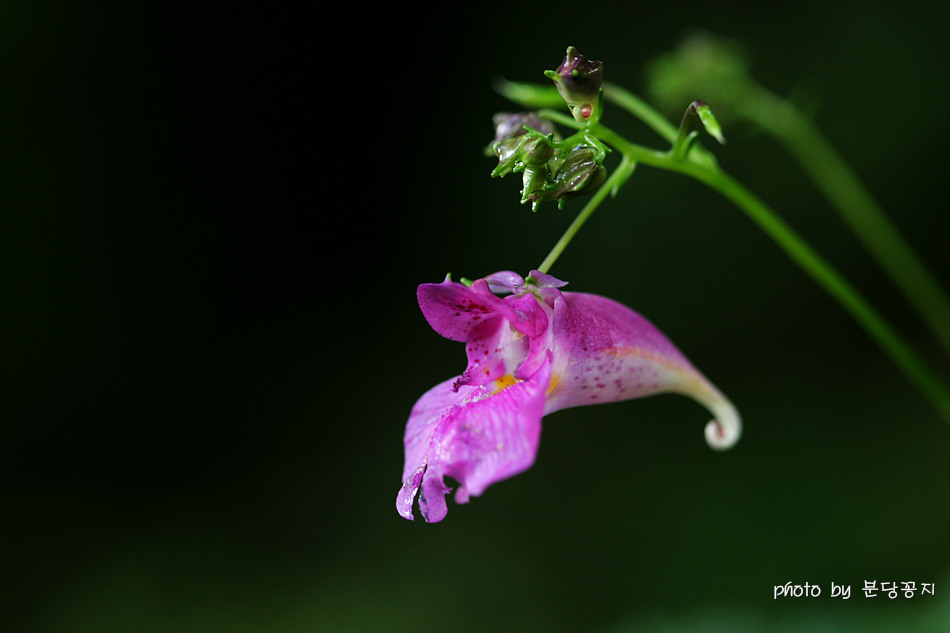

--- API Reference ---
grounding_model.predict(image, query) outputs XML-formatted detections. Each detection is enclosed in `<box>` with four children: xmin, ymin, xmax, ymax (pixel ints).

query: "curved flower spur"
<box><xmin>397</xmin><ymin>271</ymin><xmax>740</xmax><ymax>522</ymax></box>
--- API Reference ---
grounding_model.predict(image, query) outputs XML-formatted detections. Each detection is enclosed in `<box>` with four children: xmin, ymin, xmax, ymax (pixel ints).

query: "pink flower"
<box><xmin>397</xmin><ymin>271</ymin><xmax>740</xmax><ymax>522</ymax></box>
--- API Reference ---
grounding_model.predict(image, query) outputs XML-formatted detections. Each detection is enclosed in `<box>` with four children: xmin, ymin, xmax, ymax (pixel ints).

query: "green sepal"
<box><xmin>694</xmin><ymin>101</ymin><xmax>726</xmax><ymax>145</ymax></box>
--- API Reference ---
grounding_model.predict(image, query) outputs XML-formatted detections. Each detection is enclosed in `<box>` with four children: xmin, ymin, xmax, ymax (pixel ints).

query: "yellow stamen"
<box><xmin>492</xmin><ymin>374</ymin><xmax>519</xmax><ymax>394</ymax></box>
<box><xmin>545</xmin><ymin>373</ymin><xmax>561</xmax><ymax>397</ymax></box>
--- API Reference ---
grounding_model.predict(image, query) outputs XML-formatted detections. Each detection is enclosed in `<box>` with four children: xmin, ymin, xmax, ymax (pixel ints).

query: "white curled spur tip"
<box><xmin>700</xmin><ymin>390</ymin><xmax>742</xmax><ymax>450</ymax></box>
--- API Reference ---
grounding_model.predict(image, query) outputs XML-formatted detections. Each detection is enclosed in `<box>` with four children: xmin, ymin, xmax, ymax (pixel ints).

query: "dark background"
<box><xmin>3</xmin><ymin>2</ymin><xmax>949</xmax><ymax>631</ymax></box>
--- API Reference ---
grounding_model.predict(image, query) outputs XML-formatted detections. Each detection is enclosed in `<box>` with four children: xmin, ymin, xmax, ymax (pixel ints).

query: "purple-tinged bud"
<box><xmin>490</xmin><ymin>126</ymin><xmax>555</xmax><ymax>179</ymax></box>
<box><xmin>544</xmin><ymin>46</ymin><xmax>604</xmax><ymax>122</ymax></box>
<box><xmin>491</xmin><ymin>112</ymin><xmax>556</xmax><ymax>143</ymax></box>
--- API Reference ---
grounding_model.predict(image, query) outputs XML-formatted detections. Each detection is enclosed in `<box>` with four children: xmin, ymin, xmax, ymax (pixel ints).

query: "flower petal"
<box><xmin>545</xmin><ymin>291</ymin><xmax>741</xmax><ymax>449</ymax></box>
<box><xmin>417</xmin><ymin>276</ymin><xmax>549</xmax><ymax>342</ymax></box>
<box><xmin>526</xmin><ymin>270</ymin><xmax>568</xmax><ymax>289</ymax></box>
<box><xmin>417</xmin><ymin>276</ymin><xmax>506</xmax><ymax>343</ymax></box>
<box><xmin>484</xmin><ymin>270</ymin><xmax>526</xmax><ymax>294</ymax></box>
<box><xmin>397</xmin><ymin>354</ymin><xmax>553</xmax><ymax>522</ymax></box>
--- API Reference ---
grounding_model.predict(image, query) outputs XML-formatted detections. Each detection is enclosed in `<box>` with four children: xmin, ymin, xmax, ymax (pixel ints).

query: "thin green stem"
<box><xmin>537</xmin><ymin>155</ymin><xmax>636</xmax><ymax>275</ymax></box>
<box><xmin>602</xmin><ymin>81</ymin><xmax>678</xmax><ymax>143</ymax></box>
<box><xmin>740</xmin><ymin>89</ymin><xmax>950</xmax><ymax>357</ymax></box>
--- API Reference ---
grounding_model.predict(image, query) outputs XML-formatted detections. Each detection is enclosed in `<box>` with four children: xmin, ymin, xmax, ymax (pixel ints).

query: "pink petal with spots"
<box><xmin>398</xmin><ymin>271</ymin><xmax>741</xmax><ymax>522</ymax></box>
<box><xmin>545</xmin><ymin>291</ymin><xmax>741</xmax><ymax>449</ymax></box>
<box><xmin>397</xmin><ymin>354</ymin><xmax>552</xmax><ymax>522</ymax></box>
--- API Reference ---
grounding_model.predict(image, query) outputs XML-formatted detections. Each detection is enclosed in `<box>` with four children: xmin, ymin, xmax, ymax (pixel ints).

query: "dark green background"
<box><xmin>3</xmin><ymin>2</ymin><xmax>949</xmax><ymax>631</ymax></box>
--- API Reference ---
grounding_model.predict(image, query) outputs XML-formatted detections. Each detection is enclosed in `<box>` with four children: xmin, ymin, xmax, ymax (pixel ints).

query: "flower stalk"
<box><xmin>536</xmin><ymin>155</ymin><xmax>635</xmax><ymax>274</ymax></box>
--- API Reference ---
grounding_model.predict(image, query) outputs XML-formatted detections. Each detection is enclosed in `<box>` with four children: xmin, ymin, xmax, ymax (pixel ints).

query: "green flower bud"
<box><xmin>489</xmin><ymin>119</ymin><xmax>555</xmax><ymax>179</ymax></box>
<box><xmin>526</xmin><ymin>146</ymin><xmax>606</xmax><ymax>210</ymax></box>
<box><xmin>548</xmin><ymin>147</ymin><xmax>606</xmax><ymax>200</ymax></box>
<box><xmin>544</xmin><ymin>46</ymin><xmax>604</xmax><ymax>123</ymax></box>
<box><xmin>491</xmin><ymin>137</ymin><xmax>527</xmax><ymax>177</ymax></box>
<box><xmin>520</xmin><ymin>134</ymin><xmax>554</xmax><ymax>165</ymax></box>
<box><xmin>520</xmin><ymin>164</ymin><xmax>548</xmax><ymax>206</ymax></box>
<box><xmin>689</xmin><ymin>100</ymin><xmax>726</xmax><ymax>145</ymax></box>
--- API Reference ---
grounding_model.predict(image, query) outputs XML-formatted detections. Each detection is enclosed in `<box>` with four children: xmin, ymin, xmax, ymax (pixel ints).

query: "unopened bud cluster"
<box><xmin>487</xmin><ymin>47</ymin><xmax>608</xmax><ymax>210</ymax></box>
<box><xmin>489</xmin><ymin>113</ymin><xmax>606</xmax><ymax>210</ymax></box>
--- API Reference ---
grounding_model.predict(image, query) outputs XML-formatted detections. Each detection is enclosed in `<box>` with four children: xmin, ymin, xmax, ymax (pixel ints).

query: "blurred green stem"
<box><xmin>602</xmin><ymin>82</ymin><xmax>678</xmax><ymax>143</ymax></box>
<box><xmin>693</xmin><ymin>166</ymin><xmax>950</xmax><ymax>424</ymax></box>
<box><xmin>737</xmin><ymin>88</ymin><xmax>950</xmax><ymax>357</ymax></box>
